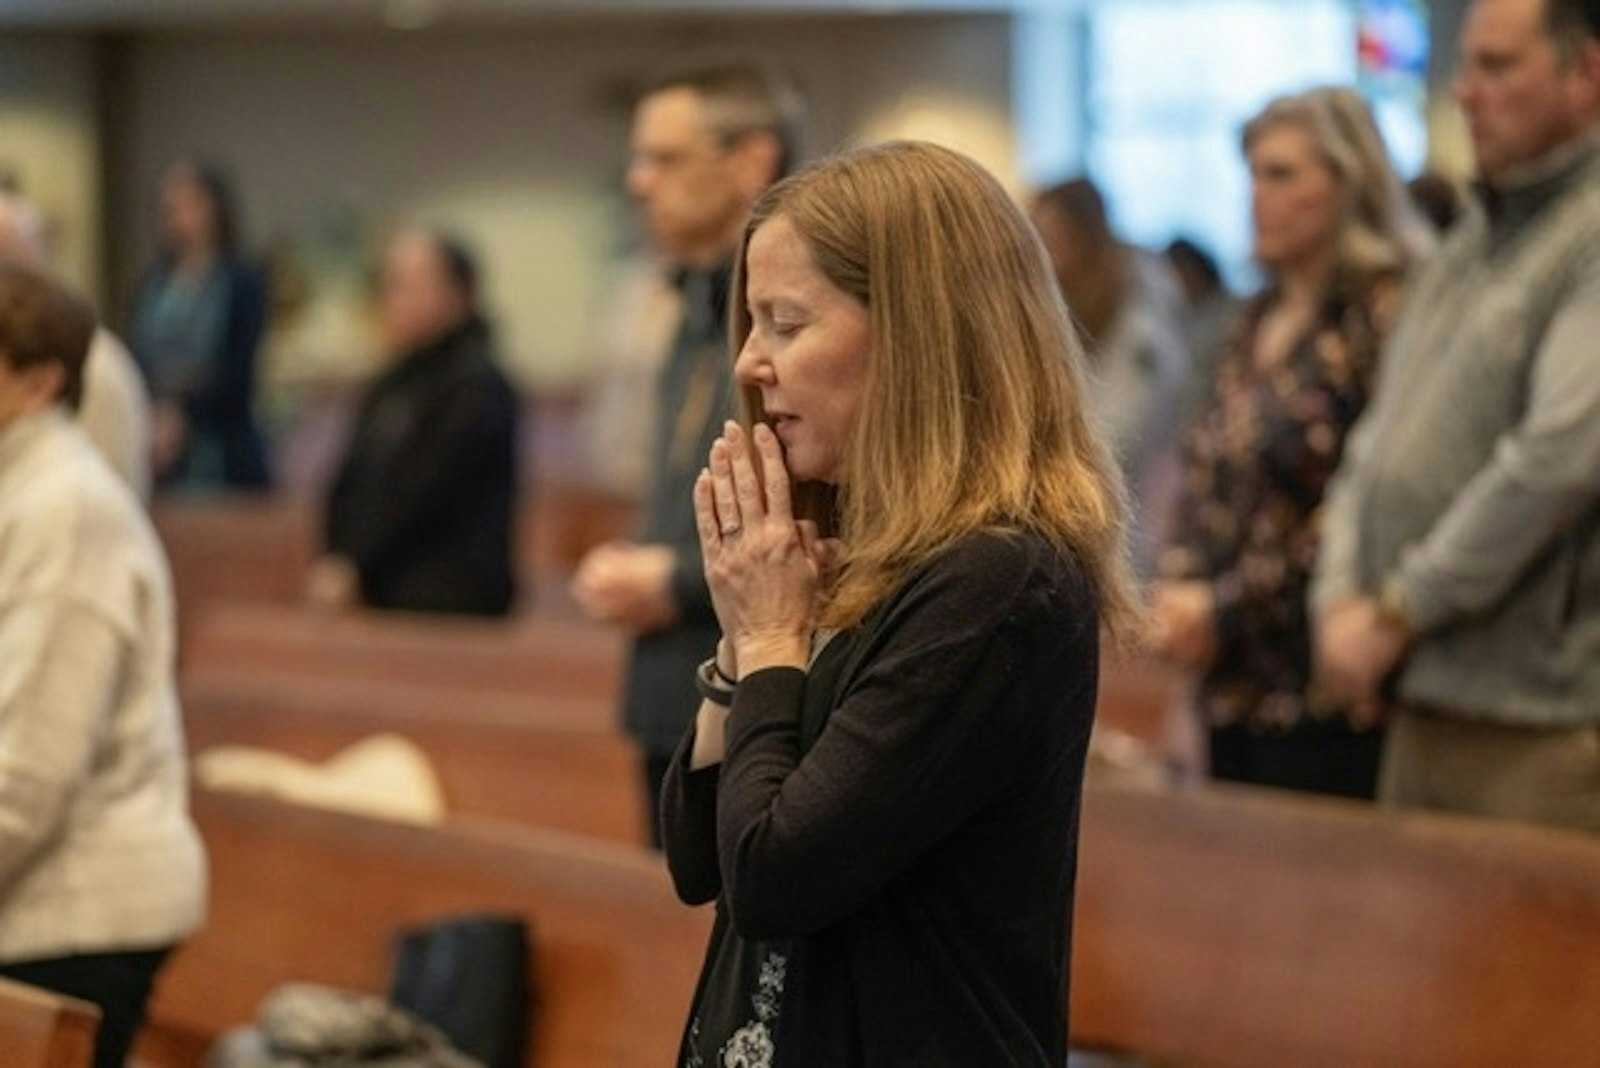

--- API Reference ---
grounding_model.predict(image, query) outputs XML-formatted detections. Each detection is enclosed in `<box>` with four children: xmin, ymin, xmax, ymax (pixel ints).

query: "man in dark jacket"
<box><xmin>311</xmin><ymin>229</ymin><xmax>518</xmax><ymax>617</ymax></box>
<box><xmin>573</xmin><ymin>65</ymin><xmax>804</xmax><ymax>844</ymax></box>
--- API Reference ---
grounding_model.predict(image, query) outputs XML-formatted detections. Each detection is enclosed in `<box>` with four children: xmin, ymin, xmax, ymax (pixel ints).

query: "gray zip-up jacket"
<box><xmin>1313</xmin><ymin>133</ymin><xmax>1600</xmax><ymax>726</ymax></box>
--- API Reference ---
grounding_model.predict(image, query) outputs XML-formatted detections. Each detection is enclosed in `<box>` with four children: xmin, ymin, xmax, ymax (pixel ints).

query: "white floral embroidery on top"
<box><xmin>719</xmin><ymin>949</ymin><xmax>788</xmax><ymax>1068</ymax></box>
<box><xmin>721</xmin><ymin>1021</ymin><xmax>774</xmax><ymax>1068</ymax></box>
<box><xmin>685</xmin><ymin>1017</ymin><xmax>706</xmax><ymax>1068</ymax></box>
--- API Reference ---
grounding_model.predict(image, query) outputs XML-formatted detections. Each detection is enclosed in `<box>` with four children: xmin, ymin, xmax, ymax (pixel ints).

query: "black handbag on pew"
<box><xmin>389</xmin><ymin>913</ymin><xmax>531</xmax><ymax>1068</ymax></box>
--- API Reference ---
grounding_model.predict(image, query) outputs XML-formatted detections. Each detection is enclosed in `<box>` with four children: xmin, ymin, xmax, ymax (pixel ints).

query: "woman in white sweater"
<box><xmin>0</xmin><ymin>261</ymin><xmax>205</xmax><ymax>1068</ymax></box>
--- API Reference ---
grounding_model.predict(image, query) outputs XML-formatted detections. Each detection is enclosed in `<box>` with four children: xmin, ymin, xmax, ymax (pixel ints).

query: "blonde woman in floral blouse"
<box><xmin>1153</xmin><ymin>87</ymin><xmax>1432</xmax><ymax>799</ymax></box>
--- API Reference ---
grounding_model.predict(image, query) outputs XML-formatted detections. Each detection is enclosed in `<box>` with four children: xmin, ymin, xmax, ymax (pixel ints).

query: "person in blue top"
<box><xmin>131</xmin><ymin>158</ymin><xmax>271</xmax><ymax>491</ymax></box>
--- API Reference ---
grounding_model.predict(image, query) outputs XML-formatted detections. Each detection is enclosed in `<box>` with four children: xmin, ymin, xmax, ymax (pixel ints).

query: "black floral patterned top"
<box><xmin>1160</xmin><ymin>274</ymin><xmax>1401</xmax><ymax>734</ymax></box>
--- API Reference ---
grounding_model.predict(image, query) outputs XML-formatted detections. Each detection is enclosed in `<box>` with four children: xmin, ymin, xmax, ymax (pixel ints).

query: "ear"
<box><xmin>729</xmin><ymin>132</ymin><xmax>783</xmax><ymax>202</ymax></box>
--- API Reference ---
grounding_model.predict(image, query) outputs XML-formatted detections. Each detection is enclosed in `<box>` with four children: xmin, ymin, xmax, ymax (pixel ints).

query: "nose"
<box><xmin>734</xmin><ymin>331</ymin><xmax>773</xmax><ymax>388</ymax></box>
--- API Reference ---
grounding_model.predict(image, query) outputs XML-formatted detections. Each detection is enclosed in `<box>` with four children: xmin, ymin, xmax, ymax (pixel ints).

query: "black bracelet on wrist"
<box><xmin>712</xmin><ymin>659</ymin><xmax>738</xmax><ymax>687</ymax></box>
<box><xmin>695</xmin><ymin>658</ymin><xmax>735</xmax><ymax>707</ymax></box>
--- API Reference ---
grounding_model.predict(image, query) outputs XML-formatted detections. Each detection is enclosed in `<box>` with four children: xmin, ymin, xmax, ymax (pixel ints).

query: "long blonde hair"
<box><xmin>729</xmin><ymin>141</ymin><xmax>1141</xmax><ymax>640</ymax></box>
<box><xmin>1242</xmin><ymin>86</ymin><xmax>1433</xmax><ymax>283</ymax></box>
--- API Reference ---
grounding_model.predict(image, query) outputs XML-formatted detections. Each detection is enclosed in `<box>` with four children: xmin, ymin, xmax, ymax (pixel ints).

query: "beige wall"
<box><xmin>105</xmin><ymin>15</ymin><xmax>1014</xmax><ymax>388</ymax></box>
<box><xmin>0</xmin><ymin>34</ymin><xmax>103</xmax><ymax>307</ymax></box>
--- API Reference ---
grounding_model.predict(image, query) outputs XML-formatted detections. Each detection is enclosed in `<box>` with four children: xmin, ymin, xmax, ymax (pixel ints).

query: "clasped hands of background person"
<box><xmin>1149</xmin><ymin>581</ymin><xmax>1220</xmax><ymax>673</ymax></box>
<box><xmin>695</xmin><ymin>420</ymin><xmax>840</xmax><ymax>679</ymax></box>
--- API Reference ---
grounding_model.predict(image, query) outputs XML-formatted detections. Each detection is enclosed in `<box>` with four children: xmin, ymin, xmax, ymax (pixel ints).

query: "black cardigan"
<box><xmin>662</xmin><ymin>528</ymin><xmax>1099</xmax><ymax>1066</ymax></box>
<box><xmin>325</xmin><ymin>316</ymin><xmax>518</xmax><ymax>616</ymax></box>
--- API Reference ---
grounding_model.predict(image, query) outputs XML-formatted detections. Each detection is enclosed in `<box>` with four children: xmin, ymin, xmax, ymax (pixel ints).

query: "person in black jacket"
<box><xmin>131</xmin><ymin>159</ymin><xmax>271</xmax><ymax>491</ymax></box>
<box><xmin>308</xmin><ymin>229</ymin><xmax>518</xmax><ymax>617</ymax></box>
<box><xmin>662</xmin><ymin>142</ymin><xmax>1141</xmax><ymax>1066</ymax></box>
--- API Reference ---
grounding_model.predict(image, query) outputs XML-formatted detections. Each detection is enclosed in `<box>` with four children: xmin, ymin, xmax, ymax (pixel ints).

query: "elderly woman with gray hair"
<box><xmin>1152</xmin><ymin>86</ymin><xmax>1433</xmax><ymax>799</ymax></box>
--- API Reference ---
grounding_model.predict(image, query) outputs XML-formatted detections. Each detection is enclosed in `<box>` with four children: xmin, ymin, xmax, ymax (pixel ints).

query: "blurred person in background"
<box><xmin>309</xmin><ymin>229</ymin><xmax>518</xmax><ymax>618</ymax></box>
<box><xmin>131</xmin><ymin>158</ymin><xmax>271</xmax><ymax>492</ymax></box>
<box><xmin>1315</xmin><ymin>0</ymin><xmax>1600</xmax><ymax>831</ymax></box>
<box><xmin>0</xmin><ymin>191</ymin><xmax>152</xmax><ymax>501</ymax></box>
<box><xmin>1030</xmin><ymin>178</ymin><xmax>1188</xmax><ymax>574</ymax></box>
<box><xmin>1154</xmin><ymin>86</ymin><xmax>1431</xmax><ymax>799</ymax></box>
<box><xmin>0</xmin><ymin>261</ymin><xmax>205</xmax><ymax>1068</ymax></box>
<box><xmin>573</xmin><ymin>63</ymin><xmax>805</xmax><ymax>844</ymax></box>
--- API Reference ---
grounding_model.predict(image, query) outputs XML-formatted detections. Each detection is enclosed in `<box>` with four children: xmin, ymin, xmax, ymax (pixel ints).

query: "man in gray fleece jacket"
<box><xmin>1314</xmin><ymin>0</ymin><xmax>1600</xmax><ymax>832</ymax></box>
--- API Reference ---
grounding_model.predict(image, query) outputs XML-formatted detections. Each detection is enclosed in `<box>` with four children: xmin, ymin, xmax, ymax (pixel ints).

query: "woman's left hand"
<box><xmin>694</xmin><ymin>421</ymin><xmax>816</xmax><ymax>676</ymax></box>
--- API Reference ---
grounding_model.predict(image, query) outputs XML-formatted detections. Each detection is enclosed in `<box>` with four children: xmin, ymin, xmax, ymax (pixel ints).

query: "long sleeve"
<box><xmin>214</xmin><ymin>263</ymin><xmax>267</xmax><ymax>413</ymax></box>
<box><xmin>0</xmin><ymin>594</ymin><xmax>123</xmax><ymax>889</ymax></box>
<box><xmin>714</xmin><ymin>536</ymin><xmax>1087</xmax><ymax>941</ymax></box>
<box><xmin>1311</xmin><ymin>405</ymin><xmax>1377</xmax><ymax>614</ymax></box>
<box><xmin>1394</xmin><ymin>263</ymin><xmax>1600</xmax><ymax>634</ymax></box>
<box><xmin>660</xmin><ymin>722</ymin><xmax>723</xmax><ymax>905</ymax></box>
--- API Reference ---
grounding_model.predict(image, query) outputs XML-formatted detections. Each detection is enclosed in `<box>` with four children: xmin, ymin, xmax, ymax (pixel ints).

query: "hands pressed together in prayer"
<box><xmin>695</xmin><ymin>420</ymin><xmax>840</xmax><ymax>681</ymax></box>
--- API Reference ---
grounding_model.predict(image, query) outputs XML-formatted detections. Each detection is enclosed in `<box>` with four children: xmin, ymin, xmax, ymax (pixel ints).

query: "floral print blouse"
<box><xmin>1160</xmin><ymin>274</ymin><xmax>1401</xmax><ymax>733</ymax></box>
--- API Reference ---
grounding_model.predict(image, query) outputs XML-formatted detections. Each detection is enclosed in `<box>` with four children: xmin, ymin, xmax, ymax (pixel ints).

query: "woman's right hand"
<box><xmin>694</xmin><ymin>422</ymin><xmax>840</xmax><ymax>677</ymax></box>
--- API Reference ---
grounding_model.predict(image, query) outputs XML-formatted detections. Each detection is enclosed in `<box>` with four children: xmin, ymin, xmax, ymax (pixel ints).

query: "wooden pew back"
<box><xmin>1073</xmin><ymin>781</ymin><xmax>1600</xmax><ymax>1067</ymax></box>
<box><xmin>145</xmin><ymin>791</ymin><xmax>710</xmax><ymax>1068</ymax></box>
<box><xmin>181</xmin><ymin>602</ymin><xmax>624</xmax><ymax>708</ymax></box>
<box><xmin>182</xmin><ymin>677</ymin><xmax>646</xmax><ymax>844</ymax></box>
<box><xmin>0</xmin><ymin>978</ymin><xmax>100</xmax><ymax>1068</ymax></box>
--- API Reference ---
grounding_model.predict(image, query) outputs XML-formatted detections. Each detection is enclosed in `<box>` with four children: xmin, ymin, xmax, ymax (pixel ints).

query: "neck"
<box><xmin>1273</xmin><ymin>250</ymin><xmax>1336</xmax><ymax>313</ymax></box>
<box><xmin>176</xmin><ymin>246</ymin><xmax>218</xmax><ymax>275</ymax></box>
<box><xmin>675</xmin><ymin>212</ymin><xmax>748</xmax><ymax>272</ymax></box>
<box><xmin>676</xmin><ymin>241</ymin><xmax>736</xmax><ymax>272</ymax></box>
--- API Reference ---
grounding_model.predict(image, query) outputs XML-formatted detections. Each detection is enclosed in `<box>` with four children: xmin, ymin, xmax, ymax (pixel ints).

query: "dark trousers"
<box><xmin>0</xmin><ymin>946</ymin><xmax>172</xmax><ymax>1068</ymax></box>
<box><xmin>1209</xmin><ymin>724</ymin><xmax>1385</xmax><ymax>801</ymax></box>
<box><xmin>644</xmin><ymin>752</ymin><xmax>674</xmax><ymax>850</ymax></box>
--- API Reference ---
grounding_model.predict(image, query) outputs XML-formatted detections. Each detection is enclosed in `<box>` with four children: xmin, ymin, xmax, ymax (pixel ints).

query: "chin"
<box><xmin>782</xmin><ymin>451</ymin><xmax>831</xmax><ymax>485</ymax></box>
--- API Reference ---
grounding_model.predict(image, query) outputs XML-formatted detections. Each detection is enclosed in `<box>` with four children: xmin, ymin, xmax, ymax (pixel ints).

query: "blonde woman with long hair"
<box><xmin>1152</xmin><ymin>86</ymin><xmax>1431</xmax><ymax>798</ymax></box>
<box><xmin>659</xmin><ymin>141</ymin><xmax>1137</xmax><ymax>1066</ymax></box>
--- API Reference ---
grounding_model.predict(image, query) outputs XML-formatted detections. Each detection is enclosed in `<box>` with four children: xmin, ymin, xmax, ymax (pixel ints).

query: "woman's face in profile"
<box><xmin>1248</xmin><ymin>123</ymin><xmax>1342</xmax><ymax>273</ymax></box>
<box><xmin>736</xmin><ymin>215</ymin><xmax>871</xmax><ymax>486</ymax></box>
<box><xmin>159</xmin><ymin>169</ymin><xmax>218</xmax><ymax>255</ymax></box>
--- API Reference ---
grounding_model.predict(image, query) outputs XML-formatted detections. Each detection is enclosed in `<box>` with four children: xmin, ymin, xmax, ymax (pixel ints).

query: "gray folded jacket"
<box><xmin>207</xmin><ymin>983</ymin><xmax>484</xmax><ymax>1068</ymax></box>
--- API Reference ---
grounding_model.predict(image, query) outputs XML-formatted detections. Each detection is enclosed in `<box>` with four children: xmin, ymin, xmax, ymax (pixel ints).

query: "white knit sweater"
<box><xmin>0</xmin><ymin>409</ymin><xmax>205</xmax><ymax>961</ymax></box>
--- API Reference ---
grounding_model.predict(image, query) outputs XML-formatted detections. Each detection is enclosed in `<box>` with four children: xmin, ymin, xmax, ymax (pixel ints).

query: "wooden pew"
<box><xmin>1072</xmin><ymin>781</ymin><xmax>1600</xmax><ymax>1067</ymax></box>
<box><xmin>0</xmin><ymin>978</ymin><xmax>100</xmax><ymax>1068</ymax></box>
<box><xmin>148</xmin><ymin>765</ymin><xmax>1600</xmax><ymax>1066</ymax></box>
<box><xmin>182</xmin><ymin>676</ymin><xmax>646</xmax><ymax>844</ymax></box>
<box><xmin>141</xmin><ymin>790</ymin><xmax>711</xmax><ymax>1068</ymax></box>
<box><xmin>152</xmin><ymin>486</ymin><xmax>637</xmax><ymax>622</ymax></box>
<box><xmin>181</xmin><ymin>602</ymin><xmax>625</xmax><ymax>709</ymax></box>
<box><xmin>153</xmin><ymin>498</ymin><xmax>317</xmax><ymax>622</ymax></box>
<box><xmin>178</xmin><ymin>603</ymin><xmax>642</xmax><ymax>842</ymax></box>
